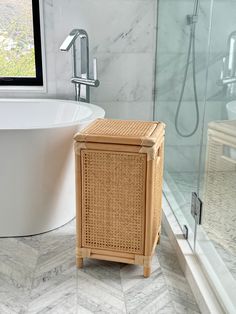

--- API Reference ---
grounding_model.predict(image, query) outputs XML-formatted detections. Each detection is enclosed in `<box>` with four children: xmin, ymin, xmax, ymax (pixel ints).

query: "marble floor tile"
<box><xmin>156</xmin><ymin>235</ymin><xmax>200</xmax><ymax>314</ymax></box>
<box><xmin>0</xmin><ymin>275</ymin><xmax>29</xmax><ymax>314</ymax></box>
<box><xmin>121</xmin><ymin>263</ymin><xmax>176</xmax><ymax>314</ymax></box>
<box><xmin>0</xmin><ymin>219</ymin><xmax>200</xmax><ymax>314</ymax></box>
<box><xmin>28</xmin><ymin>270</ymin><xmax>77</xmax><ymax>314</ymax></box>
<box><xmin>0</xmin><ymin>236</ymin><xmax>40</xmax><ymax>314</ymax></box>
<box><xmin>28</xmin><ymin>220</ymin><xmax>77</xmax><ymax>314</ymax></box>
<box><xmin>76</xmin><ymin>259</ymin><xmax>126</xmax><ymax>314</ymax></box>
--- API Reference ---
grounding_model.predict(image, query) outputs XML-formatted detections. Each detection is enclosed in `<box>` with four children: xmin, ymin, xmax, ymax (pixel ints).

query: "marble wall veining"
<box><xmin>155</xmin><ymin>0</ymin><xmax>209</xmax><ymax>172</ymax></box>
<box><xmin>0</xmin><ymin>0</ymin><xmax>157</xmax><ymax>121</ymax></box>
<box><xmin>155</xmin><ymin>0</ymin><xmax>236</xmax><ymax>172</ymax></box>
<box><xmin>156</xmin><ymin>0</ymin><xmax>236</xmax><ymax>103</ymax></box>
<box><xmin>156</xmin><ymin>0</ymin><xmax>211</xmax><ymax>102</ymax></box>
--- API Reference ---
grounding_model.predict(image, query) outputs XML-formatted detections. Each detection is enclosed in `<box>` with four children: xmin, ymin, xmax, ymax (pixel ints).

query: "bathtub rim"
<box><xmin>0</xmin><ymin>98</ymin><xmax>105</xmax><ymax>130</ymax></box>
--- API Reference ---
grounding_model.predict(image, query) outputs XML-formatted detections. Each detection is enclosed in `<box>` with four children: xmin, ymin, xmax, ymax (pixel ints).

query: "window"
<box><xmin>0</xmin><ymin>0</ymin><xmax>43</xmax><ymax>86</ymax></box>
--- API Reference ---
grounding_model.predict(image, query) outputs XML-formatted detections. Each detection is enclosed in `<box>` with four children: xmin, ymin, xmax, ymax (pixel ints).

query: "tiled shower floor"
<box><xmin>168</xmin><ymin>171</ymin><xmax>236</xmax><ymax>282</ymax></box>
<box><xmin>0</xmin><ymin>219</ymin><xmax>200</xmax><ymax>314</ymax></box>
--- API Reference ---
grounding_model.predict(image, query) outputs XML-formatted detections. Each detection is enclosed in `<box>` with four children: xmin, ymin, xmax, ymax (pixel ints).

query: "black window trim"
<box><xmin>0</xmin><ymin>0</ymin><xmax>43</xmax><ymax>86</ymax></box>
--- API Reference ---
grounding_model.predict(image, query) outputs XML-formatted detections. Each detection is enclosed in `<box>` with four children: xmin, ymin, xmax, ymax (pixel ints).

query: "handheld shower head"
<box><xmin>60</xmin><ymin>29</ymin><xmax>88</xmax><ymax>51</ymax></box>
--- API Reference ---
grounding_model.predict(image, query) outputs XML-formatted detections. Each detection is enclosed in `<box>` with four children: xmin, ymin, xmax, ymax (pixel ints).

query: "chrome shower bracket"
<box><xmin>186</xmin><ymin>14</ymin><xmax>198</xmax><ymax>25</ymax></box>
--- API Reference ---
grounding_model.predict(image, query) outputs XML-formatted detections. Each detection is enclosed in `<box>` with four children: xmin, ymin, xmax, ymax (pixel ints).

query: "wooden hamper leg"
<box><xmin>76</xmin><ymin>257</ymin><xmax>83</xmax><ymax>268</ymax></box>
<box><xmin>143</xmin><ymin>266</ymin><xmax>151</xmax><ymax>278</ymax></box>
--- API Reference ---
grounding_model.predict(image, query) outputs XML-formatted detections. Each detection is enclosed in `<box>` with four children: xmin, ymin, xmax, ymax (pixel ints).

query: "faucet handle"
<box><xmin>93</xmin><ymin>58</ymin><xmax>98</xmax><ymax>80</ymax></box>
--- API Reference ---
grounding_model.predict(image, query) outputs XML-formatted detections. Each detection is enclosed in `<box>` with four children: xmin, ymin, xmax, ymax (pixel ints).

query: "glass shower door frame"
<box><xmin>194</xmin><ymin>0</ymin><xmax>236</xmax><ymax>311</ymax></box>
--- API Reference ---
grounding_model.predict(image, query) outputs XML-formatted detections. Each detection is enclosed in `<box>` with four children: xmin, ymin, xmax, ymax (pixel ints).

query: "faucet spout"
<box><xmin>60</xmin><ymin>29</ymin><xmax>99</xmax><ymax>103</ymax></box>
<box><xmin>60</xmin><ymin>30</ymin><xmax>79</xmax><ymax>51</ymax></box>
<box><xmin>60</xmin><ymin>29</ymin><xmax>88</xmax><ymax>52</ymax></box>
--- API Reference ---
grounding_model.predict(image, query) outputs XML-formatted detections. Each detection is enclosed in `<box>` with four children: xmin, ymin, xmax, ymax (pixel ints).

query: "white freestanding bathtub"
<box><xmin>0</xmin><ymin>99</ymin><xmax>105</xmax><ymax>237</ymax></box>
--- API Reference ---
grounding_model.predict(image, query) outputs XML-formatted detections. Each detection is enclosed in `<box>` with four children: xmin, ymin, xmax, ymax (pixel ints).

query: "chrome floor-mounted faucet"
<box><xmin>60</xmin><ymin>29</ymin><xmax>99</xmax><ymax>102</ymax></box>
<box><xmin>218</xmin><ymin>31</ymin><xmax>236</xmax><ymax>98</ymax></box>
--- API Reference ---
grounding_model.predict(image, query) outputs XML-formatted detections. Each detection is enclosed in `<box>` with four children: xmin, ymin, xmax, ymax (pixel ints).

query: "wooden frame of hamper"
<box><xmin>74</xmin><ymin>119</ymin><xmax>165</xmax><ymax>277</ymax></box>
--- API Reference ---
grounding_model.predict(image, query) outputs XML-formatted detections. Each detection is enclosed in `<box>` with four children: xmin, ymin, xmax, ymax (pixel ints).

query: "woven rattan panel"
<box><xmin>82</xmin><ymin>119</ymin><xmax>156</xmax><ymax>137</ymax></box>
<box><xmin>81</xmin><ymin>149</ymin><xmax>146</xmax><ymax>254</ymax></box>
<box><xmin>203</xmin><ymin>137</ymin><xmax>236</xmax><ymax>254</ymax></box>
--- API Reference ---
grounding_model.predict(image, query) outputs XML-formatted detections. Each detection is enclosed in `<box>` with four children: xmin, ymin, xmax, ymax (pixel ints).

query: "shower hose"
<box><xmin>175</xmin><ymin>1</ymin><xmax>200</xmax><ymax>138</ymax></box>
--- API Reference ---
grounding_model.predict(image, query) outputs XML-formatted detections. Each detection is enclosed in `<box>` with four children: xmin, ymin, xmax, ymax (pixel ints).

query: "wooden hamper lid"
<box><xmin>74</xmin><ymin>119</ymin><xmax>165</xmax><ymax>147</ymax></box>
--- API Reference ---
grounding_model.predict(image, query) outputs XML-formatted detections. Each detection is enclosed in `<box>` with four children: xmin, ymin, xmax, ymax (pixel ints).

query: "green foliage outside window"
<box><xmin>0</xmin><ymin>0</ymin><xmax>36</xmax><ymax>78</ymax></box>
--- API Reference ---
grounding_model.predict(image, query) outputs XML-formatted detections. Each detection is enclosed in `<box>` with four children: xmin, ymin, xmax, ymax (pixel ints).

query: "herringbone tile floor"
<box><xmin>0</xmin><ymin>219</ymin><xmax>200</xmax><ymax>314</ymax></box>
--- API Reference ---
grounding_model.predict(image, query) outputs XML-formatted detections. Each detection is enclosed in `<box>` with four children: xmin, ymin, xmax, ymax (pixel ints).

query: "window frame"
<box><xmin>0</xmin><ymin>0</ymin><xmax>43</xmax><ymax>86</ymax></box>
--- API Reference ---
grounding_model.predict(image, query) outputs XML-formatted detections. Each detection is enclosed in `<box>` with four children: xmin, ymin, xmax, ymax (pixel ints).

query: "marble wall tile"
<box><xmin>42</xmin><ymin>0</ymin><xmax>54</xmax><ymax>54</ymax></box>
<box><xmin>91</xmin><ymin>54</ymin><xmax>153</xmax><ymax>102</ymax></box>
<box><xmin>157</xmin><ymin>0</ymin><xmax>211</xmax><ymax>54</ymax></box>
<box><xmin>156</xmin><ymin>101</ymin><xmax>204</xmax><ymax>146</ymax></box>
<box><xmin>164</xmin><ymin>145</ymin><xmax>201</xmax><ymax>173</ymax></box>
<box><xmin>53</xmin><ymin>0</ymin><xmax>156</xmax><ymax>54</ymax></box>
<box><xmin>42</xmin><ymin>0</ymin><xmax>57</xmax><ymax>97</ymax></box>
<box><xmin>210</xmin><ymin>1</ymin><xmax>236</xmax><ymax>54</ymax></box>
<box><xmin>55</xmin><ymin>51</ymin><xmax>155</xmax><ymax>114</ymax></box>
<box><xmin>48</xmin><ymin>0</ymin><xmax>157</xmax><ymax>118</ymax></box>
<box><xmin>0</xmin><ymin>0</ymin><xmax>157</xmax><ymax>123</ymax></box>
<box><xmin>156</xmin><ymin>52</ymin><xmax>208</xmax><ymax>101</ymax></box>
<box><xmin>155</xmin><ymin>0</ymin><xmax>236</xmax><ymax>176</ymax></box>
<box><xmin>96</xmin><ymin>101</ymin><xmax>154</xmax><ymax>120</ymax></box>
<box><xmin>155</xmin><ymin>100</ymin><xmax>225</xmax><ymax>146</ymax></box>
<box><xmin>156</xmin><ymin>0</ymin><xmax>236</xmax><ymax>102</ymax></box>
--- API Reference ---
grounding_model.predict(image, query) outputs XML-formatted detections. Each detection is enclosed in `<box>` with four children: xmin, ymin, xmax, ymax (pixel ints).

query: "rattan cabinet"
<box><xmin>203</xmin><ymin>120</ymin><xmax>236</xmax><ymax>252</ymax></box>
<box><xmin>74</xmin><ymin>119</ymin><xmax>165</xmax><ymax>277</ymax></box>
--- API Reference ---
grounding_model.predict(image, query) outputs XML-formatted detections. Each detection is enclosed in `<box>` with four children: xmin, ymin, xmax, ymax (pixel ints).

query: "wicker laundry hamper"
<box><xmin>74</xmin><ymin>119</ymin><xmax>165</xmax><ymax>277</ymax></box>
<box><xmin>203</xmin><ymin>120</ymin><xmax>236</xmax><ymax>254</ymax></box>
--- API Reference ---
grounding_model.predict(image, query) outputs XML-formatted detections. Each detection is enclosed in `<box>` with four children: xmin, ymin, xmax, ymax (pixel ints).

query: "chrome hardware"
<box><xmin>191</xmin><ymin>192</ymin><xmax>203</xmax><ymax>252</ymax></box>
<box><xmin>71</xmin><ymin>77</ymin><xmax>100</xmax><ymax>87</ymax></box>
<box><xmin>186</xmin><ymin>14</ymin><xmax>198</xmax><ymax>25</ymax></box>
<box><xmin>93</xmin><ymin>58</ymin><xmax>98</xmax><ymax>80</ymax></box>
<box><xmin>218</xmin><ymin>76</ymin><xmax>236</xmax><ymax>86</ymax></box>
<box><xmin>218</xmin><ymin>31</ymin><xmax>236</xmax><ymax>97</ymax></box>
<box><xmin>218</xmin><ymin>55</ymin><xmax>236</xmax><ymax>85</ymax></box>
<box><xmin>60</xmin><ymin>29</ymin><xmax>81</xmax><ymax>52</ymax></box>
<box><xmin>71</xmin><ymin>58</ymin><xmax>100</xmax><ymax>87</ymax></box>
<box><xmin>191</xmin><ymin>192</ymin><xmax>202</xmax><ymax>225</ymax></box>
<box><xmin>60</xmin><ymin>29</ymin><xmax>100</xmax><ymax>102</ymax></box>
<box><xmin>183</xmin><ymin>225</ymin><xmax>189</xmax><ymax>240</ymax></box>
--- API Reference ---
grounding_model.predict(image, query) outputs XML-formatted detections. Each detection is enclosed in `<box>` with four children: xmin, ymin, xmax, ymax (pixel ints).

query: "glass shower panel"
<box><xmin>155</xmin><ymin>0</ymin><xmax>212</xmax><ymax>249</ymax></box>
<box><xmin>197</xmin><ymin>0</ymin><xmax>236</xmax><ymax>311</ymax></box>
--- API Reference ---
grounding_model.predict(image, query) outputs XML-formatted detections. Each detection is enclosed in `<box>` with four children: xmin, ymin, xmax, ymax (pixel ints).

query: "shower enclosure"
<box><xmin>155</xmin><ymin>0</ymin><xmax>236</xmax><ymax>312</ymax></box>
